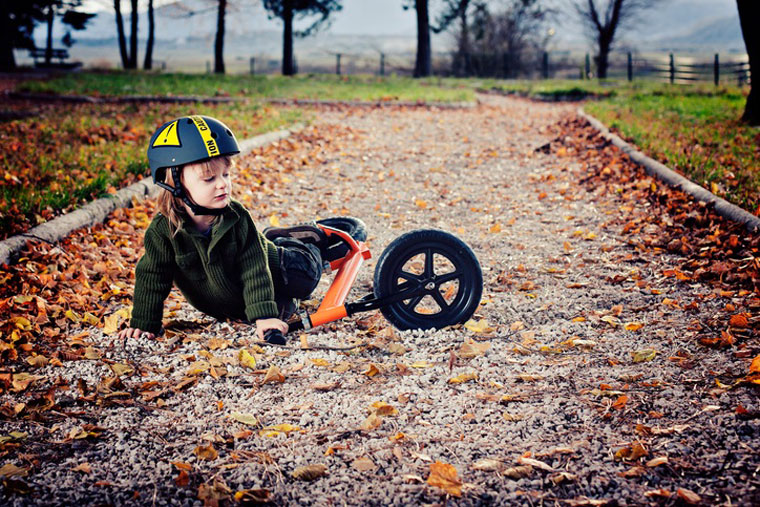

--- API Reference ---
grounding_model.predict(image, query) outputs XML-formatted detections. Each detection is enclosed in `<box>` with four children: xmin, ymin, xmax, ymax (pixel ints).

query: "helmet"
<box><xmin>146</xmin><ymin>115</ymin><xmax>240</xmax><ymax>216</ymax></box>
<box><xmin>147</xmin><ymin>115</ymin><xmax>240</xmax><ymax>183</ymax></box>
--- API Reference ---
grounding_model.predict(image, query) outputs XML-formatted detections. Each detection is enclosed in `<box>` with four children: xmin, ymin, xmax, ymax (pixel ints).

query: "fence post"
<box><xmin>627</xmin><ymin>52</ymin><xmax>633</xmax><ymax>82</ymax></box>
<box><xmin>380</xmin><ymin>53</ymin><xmax>385</xmax><ymax>76</ymax></box>
<box><xmin>336</xmin><ymin>54</ymin><xmax>341</xmax><ymax>75</ymax></box>
<box><xmin>669</xmin><ymin>53</ymin><xmax>674</xmax><ymax>84</ymax></box>
<box><xmin>206</xmin><ymin>61</ymin><xmax>211</xmax><ymax>74</ymax></box>
<box><xmin>250</xmin><ymin>57</ymin><xmax>255</xmax><ymax>75</ymax></box>
<box><xmin>714</xmin><ymin>54</ymin><xmax>719</xmax><ymax>86</ymax></box>
<box><xmin>585</xmin><ymin>53</ymin><xmax>590</xmax><ymax>79</ymax></box>
<box><xmin>542</xmin><ymin>51</ymin><xmax>549</xmax><ymax>79</ymax></box>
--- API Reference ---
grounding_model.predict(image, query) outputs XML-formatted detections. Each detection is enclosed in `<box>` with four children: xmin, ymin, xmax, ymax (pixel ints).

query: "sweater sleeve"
<box><xmin>130</xmin><ymin>217</ymin><xmax>175</xmax><ymax>334</ymax></box>
<box><xmin>238</xmin><ymin>213</ymin><xmax>279</xmax><ymax>321</ymax></box>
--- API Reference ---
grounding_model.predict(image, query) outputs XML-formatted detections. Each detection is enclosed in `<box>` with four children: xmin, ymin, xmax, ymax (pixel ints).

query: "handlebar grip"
<box><xmin>264</xmin><ymin>328</ymin><xmax>286</xmax><ymax>345</ymax></box>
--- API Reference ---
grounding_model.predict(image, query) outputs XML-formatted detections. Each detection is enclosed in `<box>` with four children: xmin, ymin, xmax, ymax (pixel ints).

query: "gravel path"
<box><xmin>3</xmin><ymin>95</ymin><xmax>758</xmax><ymax>506</ymax></box>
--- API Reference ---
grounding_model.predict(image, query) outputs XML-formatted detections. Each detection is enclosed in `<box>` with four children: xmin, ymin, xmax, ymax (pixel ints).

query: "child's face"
<box><xmin>182</xmin><ymin>159</ymin><xmax>232</xmax><ymax>212</ymax></box>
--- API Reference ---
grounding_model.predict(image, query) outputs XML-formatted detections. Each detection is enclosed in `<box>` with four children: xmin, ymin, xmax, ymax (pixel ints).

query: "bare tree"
<box><xmin>143</xmin><ymin>0</ymin><xmax>154</xmax><ymax>69</ymax></box>
<box><xmin>572</xmin><ymin>0</ymin><xmax>656</xmax><ymax>79</ymax></box>
<box><xmin>262</xmin><ymin>0</ymin><xmax>343</xmax><ymax>76</ymax></box>
<box><xmin>215</xmin><ymin>0</ymin><xmax>227</xmax><ymax>73</ymax></box>
<box><xmin>403</xmin><ymin>0</ymin><xmax>432</xmax><ymax>77</ymax></box>
<box><xmin>433</xmin><ymin>0</ymin><xmax>476</xmax><ymax>77</ymax></box>
<box><xmin>113</xmin><ymin>0</ymin><xmax>139</xmax><ymax>69</ymax></box>
<box><xmin>737</xmin><ymin>0</ymin><xmax>758</xmax><ymax>125</ymax></box>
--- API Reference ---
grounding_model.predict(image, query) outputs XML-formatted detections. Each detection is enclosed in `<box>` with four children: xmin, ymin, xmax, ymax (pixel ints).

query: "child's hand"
<box><xmin>118</xmin><ymin>327</ymin><xmax>156</xmax><ymax>340</ymax></box>
<box><xmin>255</xmin><ymin>318</ymin><xmax>288</xmax><ymax>340</ymax></box>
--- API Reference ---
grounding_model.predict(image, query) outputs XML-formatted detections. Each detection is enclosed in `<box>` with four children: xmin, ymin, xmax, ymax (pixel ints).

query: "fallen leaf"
<box><xmin>676</xmin><ymin>487</ymin><xmax>702</xmax><ymax>505</ymax></box>
<box><xmin>263</xmin><ymin>365</ymin><xmax>285</xmax><ymax>383</ymax></box>
<box><xmin>310</xmin><ymin>358</ymin><xmax>331</xmax><ymax>367</ymax></box>
<box><xmin>459</xmin><ymin>341</ymin><xmax>491</xmax><ymax>358</ymax></box>
<box><xmin>370</xmin><ymin>401</ymin><xmax>398</xmax><ymax>416</ymax></box>
<box><xmin>624</xmin><ymin>322</ymin><xmax>644</xmax><ymax>331</ymax></box>
<box><xmin>194</xmin><ymin>444</ymin><xmax>218</xmax><ymax>461</ymax></box>
<box><xmin>72</xmin><ymin>462</ymin><xmax>92</xmax><ymax>474</ymax></box>
<box><xmin>360</xmin><ymin>413</ymin><xmax>383</xmax><ymax>431</ymax></box>
<box><xmin>632</xmin><ymin>349</ymin><xmax>657</xmax><ymax>363</ymax></box>
<box><xmin>410</xmin><ymin>361</ymin><xmax>434</xmax><ymax>368</ymax></box>
<box><xmin>238</xmin><ymin>349</ymin><xmax>256</xmax><ymax>369</ymax></box>
<box><xmin>292</xmin><ymin>464</ymin><xmax>327</xmax><ymax>481</ymax></box>
<box><xmin>352</xmin><ymin>456</ymin><xmax>376</xmax><ymax>472</ymax></box>
<box><xmin>427</xmin><ymin>461</ymin><xmax>462</xmax><ymax>497</ymax></box>
<box><xmin>646</xmin><ymin>456</ymin><xmax>668</xmax><ymax>467</ymax></box>
<box><xmin>110</xmin><ymin>363</ymin><xmax>134</xmax><ymax>376</ymax></box>
<box><xmin>0</xmin><ymin>463</ymin><xmax>29</xmax><ymax>478</ymax></box>
<box><xmin>363</xmin><ymin>363</ymin><xmax>381</xmax><ymax>377</ymax></box>
<box><xmin>449</xmin><ymin>372</ymin><xmax>478</xmax><ymax>384</ymax></box>
<box><xmin>472</xmin><ymin>459</ymin><xmax>504</xmax><ymax>472</ymax></box>
<box><xmin>518</xmin><ymin>456</ymin><xmax>554</xmax><ymax>472</ymax></box>
<box><xmin>464</xmin><ymin>319</ymin><xmax>496</xmax><ymax>334</ymax></box>
<box><xmin>234</xmin><ymin>488</ymin><xmax>271</xmax><ymax>503</ymax></box>
<box><xmin>729</xmin><ymin>313</ymin><xmax>749</xmax><ymax>328</ymax></box>
<box><xmin>230</xmin><ymin>413</ymin><xmax>258</xmax><ymax>426</ymax></box>
<box><xmin>502</xmin><ymin>465</ymin><xmax>533</xmax><ymax>479</ymax></box>
<box><xmin>749</xmin><ymin>355</ymin><xmax>760</xmax><ymax>374</ymax></box>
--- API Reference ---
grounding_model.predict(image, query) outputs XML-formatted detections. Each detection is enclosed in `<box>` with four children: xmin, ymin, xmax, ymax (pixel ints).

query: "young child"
<box><xmin>118</xmin><ymin>115</ymin><xmax>330</xmax><ymax>344</ymax></box>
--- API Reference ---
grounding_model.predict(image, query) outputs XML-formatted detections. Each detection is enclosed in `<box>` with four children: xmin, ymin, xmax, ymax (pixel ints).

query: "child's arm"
<box><xmin>127</xmin><ymin>218</ymin><xmax>175</xmax><ymax>336</ymax></box>
<box><xmin>237</xmin><ymin>214</ymin><xmax>280</xmax><ymax>323</ymax></box>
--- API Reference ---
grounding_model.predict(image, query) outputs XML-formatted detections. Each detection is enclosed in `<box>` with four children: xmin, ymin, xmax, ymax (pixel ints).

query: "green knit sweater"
<box><xmin>130</xmin><ymin>200</ymin><xmax>281</xmax><ymax>334</ymax></box>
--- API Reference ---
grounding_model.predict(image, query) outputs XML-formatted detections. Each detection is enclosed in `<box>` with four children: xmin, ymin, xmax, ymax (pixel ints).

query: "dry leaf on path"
<box><xmin>427</xmin><ymin>461</ymin><xmax>462</xmax><ymax>497</ymax></box>
<box><xmin>263</xmin><ymin>365</ymin><xmax>285</xmax><ymax>383</ymax></box>
<box><xmin>292</xmin><ymin>464</ymin><xmax>327</xmax><ymax>481</ymax></box>
<box><xmin>676</xmin><ymin>487</ymin><xmax>702</xmax><ymax>505</ymax></box>
<box><xmin>352</xmin><ymin>457</ymin><xmax>376</xmax><ymax>472</ymax></box>
<box><xmin>194</xmin><ymin>444</ymin><xmax>218</xmax><ymax>461</ymax></box>
<box><xmin>518</xmin><ymin>456</ymin><xmax>554</xmax><ymax>472</ymax></box>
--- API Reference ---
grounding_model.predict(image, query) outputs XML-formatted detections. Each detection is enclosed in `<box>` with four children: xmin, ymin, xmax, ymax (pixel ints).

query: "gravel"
<box><xmin>2</xmin><ymin>95</ymin><xmax>758</xmax><ymax>506</ymax></box>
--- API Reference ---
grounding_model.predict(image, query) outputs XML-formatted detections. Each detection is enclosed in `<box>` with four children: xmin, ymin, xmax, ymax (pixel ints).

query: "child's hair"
<box><xmin>156</xmin><ymin>155</ymin><xmax>233</xmax><ymax>235</ymax></box>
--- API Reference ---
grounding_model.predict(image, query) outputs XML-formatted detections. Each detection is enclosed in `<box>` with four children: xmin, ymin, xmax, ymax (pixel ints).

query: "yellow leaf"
<box><xmin>370</xmin><ymin>401</ymin><xmax>398</xmax><ymax>416</ymax></box>
<box><xmin>359</xmin><ymin>413</ymin><xmax>383</xmax><ymax>431</ymax></box>
<box><xmin>624</xmin><ymin>322</ymin><xmax>644</xmax><ymax>331</ymax></box>
<box><xmin>414</xmin><ymin>199</ymin><xmax>428</xmax><ymax>209</ymax></box>
<box><xmin>410</xmin><ymin>361</ymin><xmax>433</xmax><ymax>368</ymax></box>
<box><xmin>310</xmin><ymin>358</ymin><xmax>331</xmax><ymax>367</ymax></box>
<box><xmin>632</xmin><ymin>349</ymin><xmax>657</xmax><ymax>363</ymax></box>
<box><xmin>464</xmin><ymin>319</ymin><xmax>495</xmax><ymax>334</ymax></box>
<box><xmin>448</xmin><ymin>372</ymin><xmax>478</xmax><ymax>384</ymax></box>
<box><xmin>238</xmin><ymin>349</ymin><xmax>257</xmax><ymax>369</ymax></box>
<box><xmin>82</xmin><ymin>312</ymin><xmax>99</xmax><ymax>326</ymax></box>
<box><xmin>12</xmin><ymin>316</ymin><xmax>31</xmax><ymax>330</ymax></box>
<box><xmin>185</xmin><ymin>360</ymin><xmax>209</xmax><ymax>376</ymax></box>
<box><xmin>263</xmin><ymin>424</ymin><xmax>299</xmax><ymax>433</ymax></box>
<box><xmin>65</xmin><ymin>309</ymin><xmax>81</xmax><ymax>324</ymax></box>
<box><xmin>427</xmin><ymin>461</ymin><xmax>462</xmax><ymax>497</ymax></box>
<box><xmin>263</xmin><ymin>365</ymin><xmax>285</xmax><ymax>383</ymax></box>
<box><xmin>234</xmin><ymin>489</ymin><xmax>271</xmax><ymax>503</ymax></box>
<box><xmin>363</xmin><ymin>363</ymin><xmax>381</xmax><ymax>377</ymax></box>
<box><xmin>601</xmin><ymin>315</ymin><xmax>619</xmax><ymax>326</ymax></box>
<box><xmin>230</xmin><ymin>413</ymin><xmax>258</xmax><ymax>426</ymax></box>
<box><xmin>102</xmin><ymin>313</ymin><xmax>122</xmax><ymax>335</ymax></box>
<box><xmin>268</xmin><ymin>214</ymin><xmax>280</xmax><ymax>227</ymax></box>
<box><xmin>489</xmin><ymin>223</ymin><xmax>502</xmax><ymax>233</ymax></box>
<box><xmin>750</xmin><ymin>355</ymin><xmax>760</xmax><ymax>374</ymax></box>
<box><xmin>459</xmin><ymin>341</ymin><xmax>490</xmax><ymax>358</ymax></box>
<box><xmin>0</xmin><ymin>463</ymin><xmax>29</xmax><ymax>478</ymax></box>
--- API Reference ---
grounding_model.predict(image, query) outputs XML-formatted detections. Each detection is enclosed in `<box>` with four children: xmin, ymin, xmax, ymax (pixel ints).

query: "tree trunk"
<box><xmin>144</xmin><ymin>0</ymin><xmax>154</xmax><ymax>70</ymax></box>
<box><xmin>129</xmin><ymin>0</ymin><xmax>138</xmax><ymax>69</ymax></box>
<box><xmin>45</xmin><ymin>6</ymin><xmax>54</xmax><ymax>66</ymax></box>
<box><xmin>596</xmin><ymin>35</ymin><xmax>611</xmax><ymax>79</ymax></box>
<box><xmin>214</xmin><ymin>0</ymin><xmax>226</xmax><ymax>74</ymax></box>
<box><xmin>282</xmin><ymin>0</ymin><xmax>294</xmax><ymax>76</ymax></box>
<box><xmin>460</xmin><ymin>6</ymin><xmax>470</xmax><ymax>77</ymax></box>
<box><xmin>114</xmin><ymin>0</ymin><xmax>129</xmax><ymax>69</ymax></box>
<box><xmin>0</xmin><ymin>2</ymin><xmax>16</xmax><ymax>71</ymax></box>
<box><xmin>414</xmin><ymin>0</ymin><xmax>431</xmax><ymax>77</ymax></box>
<box><xmin>737</xmin><ymin>0</ymin><xmax>759</xmax><ymax>125</ymax></box>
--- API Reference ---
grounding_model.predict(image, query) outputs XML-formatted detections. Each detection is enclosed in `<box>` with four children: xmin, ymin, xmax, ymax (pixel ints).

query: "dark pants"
<box><xmin>271</xmin><ymin>237</ymin><xmax>323</xmax><ymax>319</ymax></box>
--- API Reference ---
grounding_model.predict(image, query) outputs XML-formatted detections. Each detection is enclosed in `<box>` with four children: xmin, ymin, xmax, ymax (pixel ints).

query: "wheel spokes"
<box><xmin>432</xmin><ymin>290</ymin><xmax>451</xmax><ymax>310</ymax></box>
<box><xmin>436</xmin><ymin>270</ymin><xmax>462</xmax><ymax>284</ymax></box>
<box><xmin>424</xmin><ymin>249</ymin><xmax>434</xmax><ymax>278</ymax></box>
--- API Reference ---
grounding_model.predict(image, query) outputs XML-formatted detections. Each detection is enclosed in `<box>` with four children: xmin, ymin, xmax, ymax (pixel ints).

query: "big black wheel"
<box><xmin>373</xmin><ymin>229</ymin><xmax>483</xmax><ymax>331</ymax></box>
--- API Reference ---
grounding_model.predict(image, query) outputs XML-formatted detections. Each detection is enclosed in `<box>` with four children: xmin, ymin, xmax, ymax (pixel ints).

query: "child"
<box><xmin>118</xmin><ymin>115</ymin><xmax>331</xmax><ymax>344</ymax></box>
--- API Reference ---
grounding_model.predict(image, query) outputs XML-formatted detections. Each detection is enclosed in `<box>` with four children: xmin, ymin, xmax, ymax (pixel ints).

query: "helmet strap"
<box><xmin>156</xmin><ymin>167</ymin><xmax>226</xmax><ymax>217</ymax></box>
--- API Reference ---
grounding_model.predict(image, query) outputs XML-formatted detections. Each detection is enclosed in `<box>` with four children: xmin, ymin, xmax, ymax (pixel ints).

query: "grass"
<box><xmin>16</xmin><ymin>72</ymin><xmax>474</xmax><ymax>103</ymax></box>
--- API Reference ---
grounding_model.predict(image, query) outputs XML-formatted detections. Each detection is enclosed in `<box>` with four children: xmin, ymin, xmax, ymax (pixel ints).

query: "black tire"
<box><xmin>373</xmin><ymin>229</ymin><xmax>483</xmax><ymax>331</ymax></box>
<box><xmin>317</xmin><ymin>217</ymin><xmax>368</xmax><ymax>261</ymax></box>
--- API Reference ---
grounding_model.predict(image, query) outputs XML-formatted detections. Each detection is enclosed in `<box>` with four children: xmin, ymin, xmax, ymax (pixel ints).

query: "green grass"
<box><xmin>16</xmin><ymin>72</ymin><xmax>474</xmax><ymax>103</ymax></box>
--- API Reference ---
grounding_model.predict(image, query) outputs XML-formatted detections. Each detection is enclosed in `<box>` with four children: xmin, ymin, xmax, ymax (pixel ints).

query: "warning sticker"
<box><xmin>190</xmin><ymin>116</ymin><xmax>220</xmax><ymax>158</ymax></box>
<box><xmin>152</xmin><ymin>120</ymin><xmax>180</xmax><ymax>147</ymax></box>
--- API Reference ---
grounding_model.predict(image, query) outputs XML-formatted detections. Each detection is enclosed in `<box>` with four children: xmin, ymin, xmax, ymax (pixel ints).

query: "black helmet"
<box><xmin>147</xmin><ymin>115</ymin><xmax>240</xmax><ymax>183</ymax></box>
<box><xmin>146</xmin><ymin>115</ymin><xmax>240</xmax><ymax>216</ymax></box>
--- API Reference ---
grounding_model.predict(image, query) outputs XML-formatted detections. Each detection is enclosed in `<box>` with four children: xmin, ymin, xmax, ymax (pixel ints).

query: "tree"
<box><xmin>572</xmin><ymin>0</ymin><xmax>656</xmax><ymax>79</ymax></box>
<box><xmin>737</xmin><ymin>0</ymin><xmax>758</xmax><ymax>125</ymax></box>
<box><xmin>114</xmin><ymin>0</ymin><xmax>139</xmax><ymax>69</ymax></box>
<box><xmin>0</xmin><ymin>0</ymin><xmax>93</xmax><ymax>71</ymax></box>
<box><xmin>433</xmin><ymin>0</ymin><xmax>477</xmax><ymax>77</ymax></box>
<box><xmin>262</xmin><ymin>0</ymin><xmax>343</xmax><ymax>76</ymax></box>
<box><xmin>403</xmin><ymin>0</ymin><xmax>432</xmax><ymax>77</ymax></box>
<box><xmin>214</xmin><ymin>0</ymin><xmax>227</xmax><ymax>73</ymax></box>
<box><xmin>143</xmin><ymin>0</ymin><xmax>154</xmax><ymax>70</ymax></box>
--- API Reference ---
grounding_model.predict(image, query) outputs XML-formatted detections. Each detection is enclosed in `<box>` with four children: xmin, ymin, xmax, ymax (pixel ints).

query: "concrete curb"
<box><xmin>0</xmin><ymin>125</ymin><xmax>303</xmax><ymax>266</ymax></box>
<box><xmin>578</xmin><ymin>108</ymin><xmax>760</xmax><ymax>234</ymax></box>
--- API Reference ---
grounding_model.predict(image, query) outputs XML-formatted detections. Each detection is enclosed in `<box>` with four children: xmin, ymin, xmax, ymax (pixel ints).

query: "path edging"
<box><xmin>578</xmin><ymin>108</ymin><xmax>760</xmax><ymax>234</ymax></box>
<box><xmin>0</xmin><ymin>125</ymin><xmax>303</xmax><ymax>266</ymax></box>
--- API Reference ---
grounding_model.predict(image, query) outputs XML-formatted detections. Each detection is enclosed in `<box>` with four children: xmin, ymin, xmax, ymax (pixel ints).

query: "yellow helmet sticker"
<box><xmin>190</xmin><ymin>115</ymin><xmax>220</xmax><ymax>158</ymax></box>
<box><xmin>152</xmin><ymin>120</ymin><xmax>181</xmax><ymax>147</ymax></box>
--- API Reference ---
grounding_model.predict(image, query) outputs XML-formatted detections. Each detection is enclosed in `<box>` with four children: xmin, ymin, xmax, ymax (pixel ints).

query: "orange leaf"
<box><xmin>612</xmin><ymin>395</ymin><xmax>629</xmax><ymax>410</ymax></box>
<box><xmin>427</xmin><ymin>461</ymin><xmax>462</xmax><ymax>497</ymax></box>
<box><xmin>750</xmin><ymin>355</ymin><xmax>760</xmax><ymax>374</ymax></box>
<box><xmin>729</xmin><ymin>314</ymin><xmax>749</xmax><ymax>328</ymax></box>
